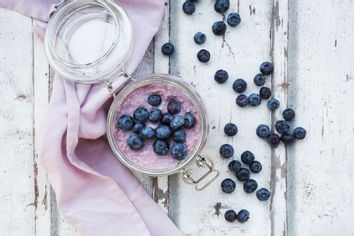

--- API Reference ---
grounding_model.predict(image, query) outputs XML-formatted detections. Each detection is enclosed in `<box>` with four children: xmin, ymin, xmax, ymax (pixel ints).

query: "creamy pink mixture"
<box><xmin>113</xmin><ymin>83</ymin><xmax>201</xmax><ymax>170</ymax></box>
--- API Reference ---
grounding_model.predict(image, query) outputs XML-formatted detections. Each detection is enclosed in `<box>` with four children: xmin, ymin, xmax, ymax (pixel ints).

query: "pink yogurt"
<box><xmin>114</xmin><ymin>83</ymin><xmax>201</xmax><ymax>170</ymax></box>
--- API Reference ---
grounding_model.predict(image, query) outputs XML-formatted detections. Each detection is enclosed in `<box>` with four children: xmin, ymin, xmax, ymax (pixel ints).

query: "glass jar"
<box><xmin>44</xmin><ymin>0</ymin><xmax>219</xmax><ymax>190</ymax></box>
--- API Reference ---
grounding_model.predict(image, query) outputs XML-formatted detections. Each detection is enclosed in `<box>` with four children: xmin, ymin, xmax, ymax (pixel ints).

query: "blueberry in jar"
<box><xmin>170</xmin><ymin>115</ymin><xmax>185</xmax><ymax>130</ymax></box>
<box><xmin>237</xmin><ymin>209</ymin><xmax>250</xmax><ymax>223</ymax></box>
<box><xmin>249</xmin><ymin>161</ymin><xmax>262</xmax><ymax>173</ymax></box>
<box><xmin>224</xmin><ymin>123</ymin><xmax>238</xmax><ymax>136</ymax></box>
<box><xmin>224</xmin><ymin>209</ymin><xmax>237</xmax><ymax>222</ymax></box>
<box><xmin>256</xmin><ymin>188</ymin><xmax>271</xmax><ymax>201</ymax></box>
<box><xmin>221</xmin><ymin>178</ymin><xmax>236</xmax><ymax>193</ymax></box>
<box><xmin>197</xmin><ymin>49</ymin><xmax>210</xmax><ymax>63</ymax></box>
<box><xmin>214</xmin><ymin>69</ymin><xmax>229</xmax><ymax>84</ymax></box>
<box><xmin>248</xmin><ymin>93</ymin><xmax>261</xmax><ymax>106</ymax></box>
<box><xmin>173</xmin><ymin>128</ymin><xmax>186</xmax><ymax>143</ymax></box>
<box><xmin>214</xmin><ymin>0</ymin><xmax>230</xmax><ymax>14</ymax></box>
<box><xmin>212</xmin><ymin>21</ymin><xmax>227</xmax><ymax>36</ymax></box>
<box><xmin>182</xmin><ymin>1</ymin><xmax>196</xmax><ymax>15</ymax></box>
<box><xmin>155</xmin><ymin>125</ymin><xmax>172</xmax><ymax>140</ymax></box>
<box><xmin>260</xmin><ymin>61</ymin><xmax>274</xmax><ymax>75</ymax></box>
<box><xmin>236</xmin><ymin>167</ymin><xmax>250</xmax><ymax>181</ymax></box>
<box><xmin>139</xmin><ymin>126</ymin><xmax>155</xmax><ymax>139</ymax></box>
<box><xmin>171</xmin><ymin>143</ymin><xmax>188</xmax><ymax>160</ymax></box>
<box><xmin>233</xmin><ymin>79</ymin><xmax>247</xmax><ymax>93</ymax></box>
<box><xmin>147</xmin><ymin>94</ymin><xmax>162</xmax><ymax>107</ymax></box>
<box><xmin>253</xmin><ymin>73</ymin><xmax>266</xmax><ymax>86</ymax></box>
<box><xmin>293</xmin><ymin>127</ymin><xmax>306</xmax><ymax>140</ymax></box>
<box><xmin>267</xmin><ymin>98</ymin><xmax>280</xmax><ymax>111</ymax></box>
<box><xmin>228</xmin><ymin>160</ymin><xmax>241</xmax><ymax>173</ymax></box>
<box><xmin>227</xmin><ymin>12</ymin><xmax>241</xmax><ymax>27</ymax></box>
<box><xmin>243</xmin><ymin>179</ymin><xmax>258</xmax><ymax>193</ymax></box>
<box><xmin>259</xmin><ymin>87</ymin><xmax>272</xmax><ymax>99</ymax></box>
<box><xmin>268</xmin><ymin>133</ymin><xmax>280</xmax><ymax>146</ymax></box>
<box><xmin>131</xmin><ymin>122</ymin><xmax>145</xmax><ymax>133</ymax></box>
<box><xmin>161</xmin><ymin>113</ymin><xmax>173</xmax><ymax>125</ymax></box>
<box><xmin>194</xmin><ymin>32</ymin><xmax>206</xmax><ymax>45</ymax></box>
<box><xmin>275</xmin><ymin>120</ymin><xmax>290</xmax><ymax>134</ymax></box>
<box><xmin>219</xmin><ymin>144</ymin><xmax>234</xmax><ymax>159</ymax></box>
<box><xmin>184</xmin><ymin>112</ymin><xmax>197</xmax><ymax>129</ymax></box>
<box><xmin>133</xmin><ymin>107</ymin><xmax>149</xmax><ymax>122</ymax></box>
<box><xmin>153</xmin><ymin>139</ymin><xmax>170</xmax><ymax>155</ymax></box>
<box><xmin>167</xmin><ymin>99</ymin><xmax>182</xmax><ymax>115</ymax></box>
<box><xmin>236</xmin><ymin>94</ymin><xmax>248</xmax><ymax>107</ymax></box>
<box><xmin>161</xmin><ymin>42</ymin><xmax>175</xmax><ymax>56</ymax></box>
<box><xmin>282</xmin><ymin>108</ymin><xmax>295</xmax><ymax>121</ymax></box>
<box><xmin>256</xmin><ymin>124</ymin><xmax>271</xmax><ymax>138</ymax></box>
<box><xmin>127</xmin><ymin>133</ymin><xmax>144</xmax><ymax>150</ymax></box>
<box><xmin>149</xmin><ymin>108</ymin><xmax>163</xmax><ymax>123</ymax></box>
<box><xmin>241</xmin><ymin>151</ymin><xmax>255</xmax><ymax>164</ymax></box>
<box><xmin>117</xmin><ymin>115</ymin><xmax>134</xmax><ymax>131</ymax></box>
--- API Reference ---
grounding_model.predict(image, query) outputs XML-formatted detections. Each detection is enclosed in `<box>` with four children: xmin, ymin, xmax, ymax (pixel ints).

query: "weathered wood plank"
<box><xmin>169</xmin><ymin>0</ymin><xmax>273</xmax><ymax>235</ymax></box>
<box><xmin>287</xmin><ymin>0</ymin><xmax>354</xmax><ymax>235</ymax></box>
<box><xmin>0</xmin><ymin>8</ymin><xmax>36</xmax><ymax>235</ymax></box>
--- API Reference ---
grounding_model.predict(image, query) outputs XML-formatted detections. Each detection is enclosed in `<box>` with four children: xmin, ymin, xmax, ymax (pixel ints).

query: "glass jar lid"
<box><xmin>44</xmin><ymin>0</ymin><xmax>133</xmax><ymax>83</ymax></box>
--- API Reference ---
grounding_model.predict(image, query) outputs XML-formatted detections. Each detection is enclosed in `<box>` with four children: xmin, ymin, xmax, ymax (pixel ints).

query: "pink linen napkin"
<box><xmin>0</xmin><ymin>0</ymin><xmax>182</xmax><ymax>235</ymax></box>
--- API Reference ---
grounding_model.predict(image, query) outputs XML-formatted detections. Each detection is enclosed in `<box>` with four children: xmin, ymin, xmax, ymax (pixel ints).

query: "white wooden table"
<box><xmin>0</xmin><ymin>0</ymin><xmax>353</xmax><ymax>235</ymax></box>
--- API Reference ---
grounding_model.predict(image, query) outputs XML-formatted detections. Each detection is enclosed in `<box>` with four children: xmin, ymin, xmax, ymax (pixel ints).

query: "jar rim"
<box><xmin>107</xmin><ymin>74</ymin><xmax>209</xmax><ymax>176</ymax></box>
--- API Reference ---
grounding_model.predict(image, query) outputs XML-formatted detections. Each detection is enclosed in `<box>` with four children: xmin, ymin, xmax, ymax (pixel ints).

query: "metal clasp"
<box><xmin>103</xmin><ymin>67</ymin><xmax>133</xmax><ymax>98</ymax></box>
<box><xmin>181</xmin><ymin>156</ymin><xmax>220</xmax><ymax>191</ymax></box>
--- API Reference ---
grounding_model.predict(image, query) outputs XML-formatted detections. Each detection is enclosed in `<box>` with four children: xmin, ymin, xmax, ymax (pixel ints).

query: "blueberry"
<box><xmin>250</xmin><ymin>161</ymin><xmax>262</xmax><ymax>173</ymax></box>
<box><xmin>167</xmin><ymin>99</ymin><xmax>182</xmax><ymax>115</ymax></box>
<box><xmin>194</xmin><ymin>32</ymin><xmax>206</xmax><ymax>45</ymax></box>
<box><xmin>237</xmin><ymin>209</ymin><xmax>250</xmax><ymax>223</ymax></box>
<box><xmin>256</xmin><ymin>188</ymin><xmax>271</xmax><ymax>201</ymax></box>
<box><xmin>281</xmin><ymin>133</ymin><xmax>295</xmax><ymax>144</ymax></box>
<box><xmin>260</xmin><ymin>61</ymin><xmax>274</xmax><ymax>75</ymax></box>
<box><xmin>282</xmin><ymin>108</ymin><xmax>295</xmax><ymax>121</ymax></box>
<box><xmin>171</xmin><ymin>143</ymin><xmax>188</xmax><ymax>160</ymax></box>
<box><xmin>132</xmin><ymin>122</ymin><xmax>145</xmax><ymax>133</ymax></box>
<box><xmin>155</xmin><ymin>125</ymin><xmax>172</xmax><ymax>139</ymax></box>
<box><xmin>147</xmin><ymin>94</ymin><xmax>162</xmax><ymax>107</ymax></box>
<box><xmin>227</xmin><ymin>12</ymin><xmax>241</xmax><ymax>27</ymax></box>
<box><xmin>139</xmin><ymin>126</ymin><xmax>155</xmax><ymax>139</ymax></box>
<box><xmin>233</xmin><ymin>79</ymin><xmax>247</xmax><ymax>93</ymax></box>
<box><xmin>224</xmin><ymin>210</ymin><xmax>237</xmax><ymax>222</ymax></box>
<box><xmin>268</xmin><ymin>133</ymin><xmax>280</xmax><ymax>146</ymax></box>
<box><xmin>267</xmin><ymin>98</ymin><xmax>280</xmax><ymax>111</ymax></box>
<box><xmin>170</xmin><ymin>115</ymin><xmax>185</xmax><ymax>130</ymax></box>
<box><xmin>256</xmin><ymin>124</ymin><xmax>271</xmax><ymax>138</ymax></box>
<box><xmin>182</xmin><ymin>1</ymin><xmax>196</xmax><ymax>15</ymax></box>
<box><xmin>161</xmin><ymin>113</ymin><xmax>173</xmax><ymax>125</ymax></box>
<box><xmin>228</xmin><ymin>160</ymin><xmax>241</xmax><ymax>173</ymax></box>
<box><xmin>241</xmin><ymin>151</ymin><xmax>255</xmax><ymax>164</ymax></box>
<box><xmin>117</xmin><ymin>115</ymin><xmax>134</xmax><ymax>131</ymax></box>
<box><xmin>248</xmin><ymin>93</ymin><xmax>261</xmax><ymax>106</ymax></box>
<box><xmin>219</xmin><ymin>144</ymin><xmax>234</xmax><ymax>159</ymax></box>
<box><xmin>236</xmin><ymin>167</ymin><xmax>250</xmax><ymax>181</ymax></box>
<box><xmin>153</xmin><ymin>139</ymin><xmax>170</xmax><ymax>155</ymax></box>
<box><xmin>184</xmin><ymin>112</ymin><xmax>197</xmax><ymax>129</ymax></box>
<box><xmin>127</xmin><ymin>133</ymin><xmax>144</xmax><ymax>150</ymax></box>
<box><xmin>236</xmin><ymin>94</ymin><xmax>248</xmax><ymax>107</ymax></box>
<box><xmin>214</xmin><ymin>0</ymin><xmax>230</xmax><ymax>14</ymax></box>
<box><xmin>197</xmin><ymin>49</ymin><xmax>210</xmax><ymax>63</ymax></box>
<box><xmin>253</xmin><ymin>73</ymin><xmax>266</xmax><ymax>86</ymax></box>
<box><xmin>161</xmin><ymin>42</ymin><xmax>174</xmax><ymax>55</ymax></box>
<box><xmin>259</xmin><ymin>87</ymin><xmax>272</xmax><ymax>99</ymax></box>
<box><xmin>224</xmin><ymin>123</ymin><xmax>238</xmax><ymax>136</ymax></box>
<box><xmin>214</xmin><ymin>69</ymin><xmax>229</xmax><ymax>84</ymax></box>
<box><xmin>173</xmin><ymin>128</ymin><xmax>186</xmax><ymax>143</ymax></box>
<box><xmin>149</xmin><ymin>108</ymin><xmax>162</xmax><ymax>122</ymax></box>
<box><xmin>212</xmin><ymin>21</ymin><xmax>227</xmax><ymax>36</ymax></box>
<box><xmin>293</xmin><ymin>127</ymin><xmax>306</xmax><ymax>140</ymax></box>
<box><xmin>275</xmin><ymin>120</ymin><xmax>290</xmax><ymax>134</ymax></box>
<box><xmin>243</xmin><ymin>179</ymin><xmax>258</xmax><ymax>193</ymax></box>
<box><xmin>133</xmin><ymin>107</ymin><xmax>149</xmax><ymax>122</ymax></box>
<box><xmin>221</xmin><ymin>178</ymin><xmax>236</xmax><ymax>193</ymax></box>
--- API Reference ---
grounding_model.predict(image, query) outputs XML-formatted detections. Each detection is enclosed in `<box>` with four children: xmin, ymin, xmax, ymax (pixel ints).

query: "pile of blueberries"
<box><xmin>116</xmin><ymin>94</ymin><xmax>197</xmax><ymax>160</ymax></box>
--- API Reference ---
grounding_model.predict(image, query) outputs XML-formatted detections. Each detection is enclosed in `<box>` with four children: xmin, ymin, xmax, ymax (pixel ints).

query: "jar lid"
<box><xmin>44</xmin><ymin>0</ymin><xmax>133</xmax><ymax>83</ymax></box>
